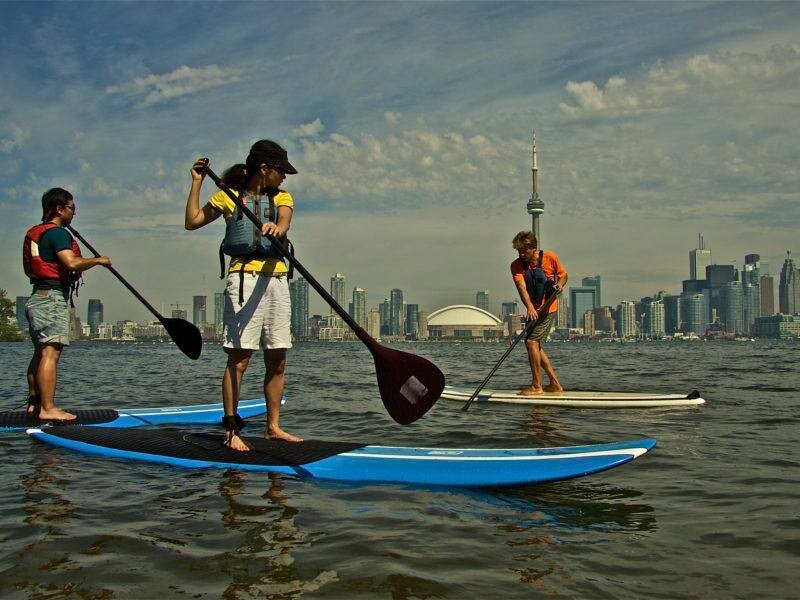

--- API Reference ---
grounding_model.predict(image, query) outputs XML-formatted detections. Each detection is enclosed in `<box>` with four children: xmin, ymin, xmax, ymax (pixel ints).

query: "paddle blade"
<box><xmin>162</xmin><ymin>318</ymin><xmax>203</xmax><ymax>360</ymax></box>
<box><xmin>372</xmin><ymin>345</ymin><xmax>445</xmax><ymax>425</ymax></box>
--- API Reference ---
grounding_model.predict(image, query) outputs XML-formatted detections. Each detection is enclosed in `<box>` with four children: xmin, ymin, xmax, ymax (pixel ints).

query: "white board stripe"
<box><xmin>339</xmin><ymin>447</ymin><xmax>649</xmax><ymax>461</ymax></box>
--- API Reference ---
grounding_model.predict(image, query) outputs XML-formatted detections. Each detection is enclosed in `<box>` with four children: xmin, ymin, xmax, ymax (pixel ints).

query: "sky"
<box><xmin>1</xmin><ymin>1</ymin><xmax>798</xmax><ymax>322</ymax></box>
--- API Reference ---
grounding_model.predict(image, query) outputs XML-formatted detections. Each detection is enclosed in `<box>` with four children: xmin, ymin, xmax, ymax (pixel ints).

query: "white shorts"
<box><xmin>223</xmin><ymin>271</ymin><xmax>292</xmax><ymax>350</ymax></box>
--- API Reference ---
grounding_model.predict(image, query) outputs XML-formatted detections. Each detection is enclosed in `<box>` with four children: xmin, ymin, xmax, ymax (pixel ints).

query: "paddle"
<box><xmin>66</xmin><ymin>225</ymin><xmax>203</xmax><ymax>360</ymax></box>
<box><xmin>196</xmin><ymin>160</ymin><xmax>444</xmax><ymax>424</ymax></box>
<box><xmin>461</xmin><ymin>289</ymin><xmax>559</xmax><ymax>411</ymax></box>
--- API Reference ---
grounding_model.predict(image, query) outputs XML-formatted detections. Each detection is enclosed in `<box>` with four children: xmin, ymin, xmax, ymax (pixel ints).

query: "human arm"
<box><xmin>185</xmin><ymin>158</ymin><xmax>222</xmax><ymax>230</ymax></box>
<box><xmin>261</xmin><ymin>205</ymin><xmax>292</xmax><ymax>238</ymax></box>
<box><xmin>56</xmin><ymin>249</ymin><xmax>110</xmax><ymax>272</ymax></box>
<box><xmin>514</xmin><ymin>278</ymin><xmax>538</xmax><ymax>322</ymax></box>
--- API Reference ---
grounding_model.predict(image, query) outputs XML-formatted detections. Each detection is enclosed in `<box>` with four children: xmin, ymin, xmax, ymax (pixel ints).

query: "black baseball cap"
<box><xmin>247</xmin><ymin>139</ymin><xmax>298</xmax><ymax>175</ymax></box>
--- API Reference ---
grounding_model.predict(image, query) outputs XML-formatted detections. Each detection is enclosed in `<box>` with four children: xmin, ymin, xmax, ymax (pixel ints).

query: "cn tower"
<box><xmin>526</xmin><ymin>131</ymin><xmax>545</xmax><ymax>244</ymax></box>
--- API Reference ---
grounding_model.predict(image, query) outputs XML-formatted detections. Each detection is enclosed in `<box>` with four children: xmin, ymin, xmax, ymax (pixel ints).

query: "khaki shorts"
<box><xmin>223</xmin><ymin>271</ymin><xmax>292</xmax><ymax>350</ymax></box>
<box><xmin>26</xmin><ymin>289</ymin><xmax>70</xmax><ymax>346</ymax></box>
<box><xmin>525</xmin><ymin>312</ymin><xmax>554</xmax><ymax>343</ymax></box>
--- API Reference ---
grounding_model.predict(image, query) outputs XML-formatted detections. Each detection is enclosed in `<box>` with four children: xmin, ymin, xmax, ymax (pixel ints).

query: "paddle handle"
<box><xmin>462</xmin><ymin>289</ymin><xmax>560</xmax><ymax>412</ymax></box>
<box><xmin>200</xmin><ymin>165</ymin><xmax>378</xmax><ymax>350</ymax></box>
<box><xmin>67</xmin><ymin>225</ymin><xmax>167</xmax><ymax>325</ymax></box>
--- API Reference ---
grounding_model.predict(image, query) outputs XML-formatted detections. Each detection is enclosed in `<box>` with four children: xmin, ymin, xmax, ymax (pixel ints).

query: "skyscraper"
<box><xmin>643</xmin><ymin>300</ymin><xmax>665</xmax><ymax>339</ymax></box>
<box><xmin>779</xmin><ymin>251</ymin><xmax>799</xmax><ymax>314</ymax></box>
<box><xmin>569</xmin><ymin>287</ymin><xmax>596</xmax><ymax>330</ymax></box>
<box><xmin>690</xmin><ymin>233</ymin><xmax>712</xmax><ymax>280</ymax></box>
<box><xmin>680</xmin><ymin>292</ymin><xmax>707</xmax><ymax>335</ymax></box>
<box><xmin>616</xmin><ymin>301</ymin><xmax>637</xmax><ymax>339</ymax></box>
<box><xmin>352</xmin><ymin>287</ymin><xmax>367</xmax><ymax>329</ymax></box>
<box><xmin>192</xmin><ymin>296</ymin><xmax>207</xmax><ymax>325</ymax></box>
<box><xmin>526</xmin><ymin>131</ymin><xmax>545</xmax><ymax>244</ymax></box>
<box><xmin>405</xmin><ymin>303</ymin><xmax>419</xmax><ymax>338</ymax></box>
<box><xmin>290</xmin><ymin>277</ymin><xmax>309</xmax><ymax>339</ymax></box>
<box><xmin>330</xmin><ymin>273</ymin><xmax>346</xmax><ymax>309</ymax></box>
<box><xmin>500</xmin><ymin>301</ymin><xmax>517</xmax><ymax>321</ymax></box>
<box><xmin>379</xmin><ymin>299</ymin><xmax>391</xmax><ymax>336</ymax></box>
<box><xmin>476</xmin><ymin>290</ymin><xmax>489</xmax><ymax>312</ymax></box>
<box><xmin>581</xmin><ymin>275</ymin><xmax>602</xmax><ymax>307</ymax></box>
<box><xmin>760</xmin><ymin>275</ymin><xmax>775</xmax><ymax>316</ymax></box>
<box><xmin>87</xmin><ymin>298</ymin><xmax>104</xmax><ymax>336</ymax></box>
<box><xmin>663</xmin><ymin>295</ymin><xmax>681</xmax><ymax>335</ymax></box>
<box><xmin>214</xmin><ymin>292</ymin><xmax>225</xmax><ymax>327</ymax></box>
<box><xmin>390</xmin><ymin>288</ymin><xmax>404</xmax><ymax>336</ymax></box>
<box><xmin>720</xmin><ymin>281</ymin><xmax>744</xmax><ymax>334</ymax></box>
<box><xmin>15</xmin><ymin>296</ymin><xmax>28</xmax><ymax>331</ymax></box>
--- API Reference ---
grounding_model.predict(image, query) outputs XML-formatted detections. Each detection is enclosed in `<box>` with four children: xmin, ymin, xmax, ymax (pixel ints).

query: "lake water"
<box><xmin>0</xmin><ymin>339</ymin><xmax>797</xmax><ymax>598</ymax></box>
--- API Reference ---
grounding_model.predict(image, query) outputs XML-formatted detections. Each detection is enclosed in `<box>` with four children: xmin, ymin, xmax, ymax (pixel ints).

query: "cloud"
<box><xmin>1</xmin><ymin>124</ymin><xmax>30</xmax><ymax>153</ymax></box>
<box><xmin>105</xmin><ymin>65</ymin><xmax>244</xmax><ymax>106</ymax></box>
<box><xmin>292</xmin><ymin>118</ymin><xmax>325</xmax><ymax>138</ymax></box>
<box><xmin>560</xmin><ymin>44</ymin><xmax>800</xmax><ymax>116</ymax></box>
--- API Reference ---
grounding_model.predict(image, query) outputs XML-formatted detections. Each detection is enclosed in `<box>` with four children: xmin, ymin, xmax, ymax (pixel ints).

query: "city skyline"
<box><xmin>2</xmin><ymin>3</ymin><xmax>798</xmax><ymax>323</ymax></box>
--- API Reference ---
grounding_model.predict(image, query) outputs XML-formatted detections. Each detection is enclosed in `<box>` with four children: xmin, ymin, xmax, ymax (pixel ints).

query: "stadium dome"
<box><xmin>426</xmin><ymin>305</ymin><xmax>504</xmax><ymax>340</ymax></box>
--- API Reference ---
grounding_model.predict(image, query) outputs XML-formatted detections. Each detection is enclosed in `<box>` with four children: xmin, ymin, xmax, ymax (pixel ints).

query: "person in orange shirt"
<box><xmin>510</xmin><ymin>231</ymin><xmax>568</xmax><ymax>395</ymax></box>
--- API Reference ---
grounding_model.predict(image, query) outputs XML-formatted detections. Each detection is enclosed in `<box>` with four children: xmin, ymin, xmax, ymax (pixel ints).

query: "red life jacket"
<box><xmin>23</xmin><ymin>222</ymin><xmax>82</xmax><ymax>285</ymax></box>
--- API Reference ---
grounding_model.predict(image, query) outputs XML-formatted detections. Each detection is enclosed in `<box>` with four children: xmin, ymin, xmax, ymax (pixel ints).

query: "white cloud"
<box><xmin>1</xmin><ymin>124</ymin><xmax>30</xmax><ymax>153</ymax></box>
<box><xmin>105</xmin><ymin>65</ymin><xmax>244</xmax><ymax>106</ymax></box>
<box><xmin>292</xmin><ymin>118</ymin><xmax>325</xmax><ymax>138</ymax></box>
<box><xmin>384</xmin><ymin>111</ymin><xmax>401</xmax><ymax>125</ymax></box>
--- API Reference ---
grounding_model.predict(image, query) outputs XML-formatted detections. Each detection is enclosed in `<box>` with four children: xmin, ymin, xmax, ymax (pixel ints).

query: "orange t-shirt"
<box><xmin>510</xmin><ymin>250</ymin><xmax>565</xmax><ymax>314</ymax></box>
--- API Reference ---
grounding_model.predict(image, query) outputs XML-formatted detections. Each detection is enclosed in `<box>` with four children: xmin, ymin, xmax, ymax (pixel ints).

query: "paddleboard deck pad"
<box><xmin>27</xmin><ymin>426</ymin><xmax>656</xmax><ymax>487</ymax></box>
<box><xmin>1</xmin><ymin>397</ymin><xmax>268</xmax><ymax>431</ymax></box>
<box><xmin>442</xmin><ymin>385</ymin><xmax>705</xmax><ymax>408</ymax></box>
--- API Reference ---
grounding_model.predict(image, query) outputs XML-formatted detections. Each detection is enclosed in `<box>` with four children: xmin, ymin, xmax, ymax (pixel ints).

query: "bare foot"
<box><xmin>223</xmin><ymin>431</ymin><xmax>251</xmax><ymax>452</ymax></box>
<box><xmin>37</xmin><ymin>408</ymin><xmax>77</xmax><ymax>420</ymax></box>
<box><xmin>543</xmin><ymin>384</ymin><xmax>564</xmax><ymax>394</ymax></box>
<box><xmin>268</xmin><ymin>427</ymin><xmax>303</xmax><ymax>443</ymax></box>
<box><xmin>517</xmin><ymin>387</ymin><xmax>544</xmax><ymax>396</ymax></box>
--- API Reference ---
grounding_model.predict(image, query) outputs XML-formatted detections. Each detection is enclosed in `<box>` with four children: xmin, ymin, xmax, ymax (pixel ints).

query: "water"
<box><xmin>0</xmin><ymin>339</ymin><xmax>797</xmax><ymax>598</ymax></box>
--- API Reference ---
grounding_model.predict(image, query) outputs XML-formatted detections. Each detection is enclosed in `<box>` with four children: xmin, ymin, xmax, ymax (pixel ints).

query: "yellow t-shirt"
<box><xmin>208</xmin><ymin>189</ymin><xmax>294</xmax><ymax>275</ymax></box>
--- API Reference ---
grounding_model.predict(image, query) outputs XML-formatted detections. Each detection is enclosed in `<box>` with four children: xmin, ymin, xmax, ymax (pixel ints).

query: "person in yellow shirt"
<box><xmin>184</xmin><ymin>140</ymin><xmax>299</xmax><ymax>450</ymax></box>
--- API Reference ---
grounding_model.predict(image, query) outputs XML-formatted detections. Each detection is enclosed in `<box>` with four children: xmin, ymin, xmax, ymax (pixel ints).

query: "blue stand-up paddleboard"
<box><xmin>26</xmin><ymin>426</ymin><xmax>656</xmax><ymax>487</ymax></box>
<box><xmin>1</xmin><ymin>397</ymin><xmax>270</xmax><ymax>431</ymax></box>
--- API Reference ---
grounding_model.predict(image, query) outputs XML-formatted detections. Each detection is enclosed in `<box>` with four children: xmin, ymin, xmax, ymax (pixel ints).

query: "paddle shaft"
<box><xmin>67</xmin><ymin>225</ymin><xmax>168</xmax><ymax>325</ymax></box>
<box><xmin>200</xmin><ymin>166</ymin><xmax>376</xmax><ymax>349</ymax></box>
<box><xmin>461</xmin><ymin>290</ymin><xmax>559</xmax><ymax>411</ymax></box>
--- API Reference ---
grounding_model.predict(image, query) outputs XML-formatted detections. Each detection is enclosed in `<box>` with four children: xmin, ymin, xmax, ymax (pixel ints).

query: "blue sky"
<box><xmin>1</xmin><ymin>1</ymin><xmax>798</xmax><ymax>321</ymax></box>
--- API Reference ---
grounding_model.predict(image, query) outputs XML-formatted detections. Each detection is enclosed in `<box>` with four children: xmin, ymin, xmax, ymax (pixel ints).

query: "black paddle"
<box><xmin>196</xmin><ymin>160</ymin><xmax>444</xmax><ymax>425</ymax></box>
<box><xmin>461</xmin><ymin>289</ymin><xmax>559</xmax><ymax>412</ymax></box>
<box><xmin>67</xmin><ymin>225</ymin><xmax>203</xmax><ymax>360</ymax></box>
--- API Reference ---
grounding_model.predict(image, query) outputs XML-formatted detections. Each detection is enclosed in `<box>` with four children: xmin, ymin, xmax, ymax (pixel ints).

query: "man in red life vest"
<box><xmin>22</xmin><ymin>188</ymin><xmax>110</xmax><ymax>420</ymax></box>
<box><xmin>510</xmin><ymin>231</ymin><xmax>568</xmax><ymax>395</ymax></box>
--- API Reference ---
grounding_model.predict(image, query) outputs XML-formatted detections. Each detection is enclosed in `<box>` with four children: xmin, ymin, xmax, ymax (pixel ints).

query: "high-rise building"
<box><xmin>390</xmin><ymin>289</ymin><xmax>404</xmax><ymax>336</ymax></box>
<box><xmin>706</xmin><ymin>264</ymin><xmax>737</xmax><ymax>325</ymax></box>
<box><xmin>778</xmin><ymin>251</ymin><xmax>799</xmax><ymax>314</ymax></box>
<box><xmin>214</xmin><ymin>292</ymin><xmax>225</xmax><ymax>327</ymax></box>
<box><xmin>418</xmin><ymin>310</ymin><xmax>430</xmax><ymax>340</ymax></box>
<box><xmin>643</xmin><ymin>300</ymin><xmax>665</xmax><ymax>339</ymax></box>
<box><xmin>15</xmin><ymin>296</ymin><xmax>28</xmax><ymax>331</ymax></box>
<box><xmin>172</xmin><ymin>308</ymin><xmax>187</xmax><ymax>320</ymax></box>
<box><xmin>581</xmin><ymin>275</ymin><xmax>602</xmax><ymax>307</ymax></box>
<box><xmin>192</xmin><ymin>296</ymin><xmax>207</xmax><ymax>325</ymax></box>
<box><xmin>476</xmin><ymin>290</ymin><xmax>489</xmax><ymax>312</ymax></box>
<box><xmin>289</xmin><ymin>278</ymin><xmax>309</xmax><ymax>340</ymax></box>
<box><xmin>592</xmin><ymin>306</ymin><xmax>615</xmax><ymax>333</ymax></box>
<box><xmin>663</xmin><ymin>295</ymin><xmax>681</xmax><ymax>335</ymax></box>
<box><xmin>720</xmin><ymin>281</ymin><xmax>744</xmax><ymax>334</ymax></box>
<box><xmin>500</xmin><ymin>301</ymin><xmax>517</xmax><ymax>321</ymax></box>
<box><xmin>616</xmin><ymin>301</ymin><xmax>637</xmax><ymax>339</ymax></box>
<box><xmin>760</xmin><ymin>275</ymin><xmax>775</xmax><ymax>316</ymax></box>
<box><xmin>367</xmin><ymin>308</ymin><xmax>381</xmax><ymax>339</ymax></box>
<box><xmin>690</xmin><ymin>233</ymin><xmax>712</xmax><ymax>280</ymax></box>
<box><xmin>330</xmin><ymin>273</ymin><xmax>346</xmax><ymax>309</ymax></box>
<box><xmin>743</xmin><ymin>283</ymin><xmax>761</xmax><ymax>334</ymax></box>
<box><xmin>87</xmin><ymin>298</ymin><xmax>104</xmax><ymax>335</ymax></box>
<box><xmin>680</xmin><ymin>292</ymin><xmax>708</xmax><ymax>335</ymax></box>
<box><xmin>379</xmin><ymin>299</ymin><xmax>391</xmax><ymax>336</ymax></box>
<box><xmin>556</xmin><ymin>295</ymin><xmax>569</xmax><ymax>328</ymax></box>
<box><xmin>569</xmin><ymin>287</ymin><xmax>596</xmax><ymax>330</ymax></box>
<box><xmin>405</xmin><ymin>303</ymin><xmax>420</xmax><ymax>338</ymax></box>
<box><xmin>583</xmin><ymin>309</ymin><xmax>595</xmax><ymax>336</ymax></box>
<box><xmin>526</xmin><ymin>131</ymin><xmax>545</xmax><ymax>244</ymax></box>
<box><xmin>352</xmin><ymin>287</ymin><xmax>367</xmax><ymax>329</ymax></box>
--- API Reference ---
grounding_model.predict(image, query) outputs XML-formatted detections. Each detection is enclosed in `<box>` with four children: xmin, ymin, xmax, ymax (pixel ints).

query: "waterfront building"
<box><xmin>390</xmin><ymin>289</ymin><xmax>404</xmax><ymax>337</ymax></box>
<box><xmin>87</xmin><ymin>298</ymin><xmax>104</xmax><ymax>337</ymax></box>
<box><xmin>526</xmin><ymin>131</ymin><xmax>545</xmax><ymax>244</ymax></box>
<box><xmin>214</xmin><ymin>292</ymin><xmax>225</xmax><ymax>328</ymax></box>
<box><xmin>379</xmin><ymin>299</ymin><xmax>391</xmax><ymax>337</ymax></box>
<box><xmin>192</xmin><ymin>296</ymin><xmax>207</xmax><ymax>325</ymax></box>
<box><xmin>15</xmin><ymin>296</ymin><xmax>28</xmax><ymax>331</ymax></box>
<box><xmin>706</xmin><ymin>264</ymin><xmax>737</xmax><ymax>325</ymax></box>
<box><xmin>405</xmin><ymin>303</ymin><xmax>420</xmax><ymax>339</ymax></box>
<box><xmin>505</xmin><ymin>313</ymin><xmax>523</xmax><ymax>337</ymax></box>
<box><xmin>778</xmin><ymin>251</ymin><xmax>799</xmax><ymax>314</ymax></box>
<box><xmin>690</xmin><ymin>234</ymin><xmax>712</xmax><ymax>280</ymax></box>
<box><xmin>427</xmin><ymin>305</ymin><xmax>504</xmax><ymax>341</ymax></box>
<box><xmin>663</xmin><ymin>295</ymin><xmax>681</xmax><ymax>335</ymax></box>
<box><xmin>760</xmin><ymin>275</ymin><xmax>775</xmax><ymax>316</ymax></box>
<box><xmin>583</xmin><ymin>309</ymin><xmax>595</xmax><ymax>336</ymax></box>
<box><xmin>476</xmin><ymin>290</ymin><xmax>489</xmax><ymax>312</ymax></box>
<box><xmin>500</xmin><ymin>301</ymin><xmax>517</xmax><ymax>322</ymax></box>
<box><xmin>172</xmin><ymin>308</ymin><xmax>187</xmax><ymax>320</ymax></box>
<box><xmin>569</xmin><ymin>287</ymin><xmax>596</xmax><ymax>330</ymax></box>
<box><xmin>330</xmin><ymin>273</ymin><xmax>346</xmax><ymax>308</ymax></box>
<box><xmin>68</xmin><ymin>307</ymin><xmax>81</xmax><ymax>340</ymax></box>
<box><xmin>352</xmin><ymin>287</ymin><xmax>367</xmax><ymax>329</ymax></box>
<box><xmin>616</xmin><ymin>301</ymin><xmax>637</xmax><ymax>339</ymax></box>
<box><xmin>556</xmin><ymin>295</ymin><xmax>569</xmax><ymax>328</ymax></box>
<box><xmin>592</xmin><ymin>306</ymin><xmax>615</xmax><ymax>334</ymax></box>
<box><xmin>367</xmin><ymin>309</ymin><xmax>381</xmax><ymax>339</ymax></box>
<box><xmin>289</xmin><ymin>278</ymin><xmax>309</xmax><ymax>340</ymax></box>
<box><xmin>643</xmin><ymin>300</ymin><xmax>665</xmax><ymax>339</ymax></box>
<box><xmin>581</xmin><ymin>275</ymin><xmax>602</xmax><ymax>307</ymax></box>
<box><xmin>753</xmin><ymin>314</ymin><xmax>800</xmax><ymax>339</ymax></box>
<box><xmin>743</xmin><ymin>283</ymin><xmax>761</xmax><ymax>334</ymax></box>
<box><xmin>680</xmin><ymin>292</ymin><xmax>707</xmax><ymax>335</ymax></box>
<box><xmin>417</xmin><ymin>311</ymin><xmax>430</xmax><ymax>340</ymax></box>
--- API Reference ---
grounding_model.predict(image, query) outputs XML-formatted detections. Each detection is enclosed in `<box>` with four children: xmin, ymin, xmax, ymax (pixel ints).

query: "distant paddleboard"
<box><xmin>26</xmin><ymin>426</ymin><xmax>656</xmax><ymax>488</ymax></box>
<box><xmin>442</xmin><ymin>385</ymin><xmax>705</xmax><ymax>408</ymax></box>
<box><xmin>1</xmin><ymin>397</ymin><xmax>270</xmax><ymax>431</ymax></box>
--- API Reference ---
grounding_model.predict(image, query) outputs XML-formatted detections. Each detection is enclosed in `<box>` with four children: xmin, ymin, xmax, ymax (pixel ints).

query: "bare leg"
<box><xmin>26</xmin><ymin>345</ymin><xmax>41</xmax><ymax>414</ymax></box>
<box><xmin>518</xmin><ymin>339</ymin><xmax>544</xmax><ymax>395</ymax></box>
<box><xmin>35</xmin><ymin>343</ymin><xmax>75</xmax><ymax>420</ymax></box>
<box><xmin>540</xmin><ymin>348</ymin><xmax>563</xmax><ymax>393</ymax></box>
<box><xmin>222</xmin><ymin>348</ymin><xmax>253</xmax><ymax>452</ymax></box>
<box><xmin>264</xmin><ymin>348</ymin><xmax>301</xmax><ymax>442</ymax></box>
